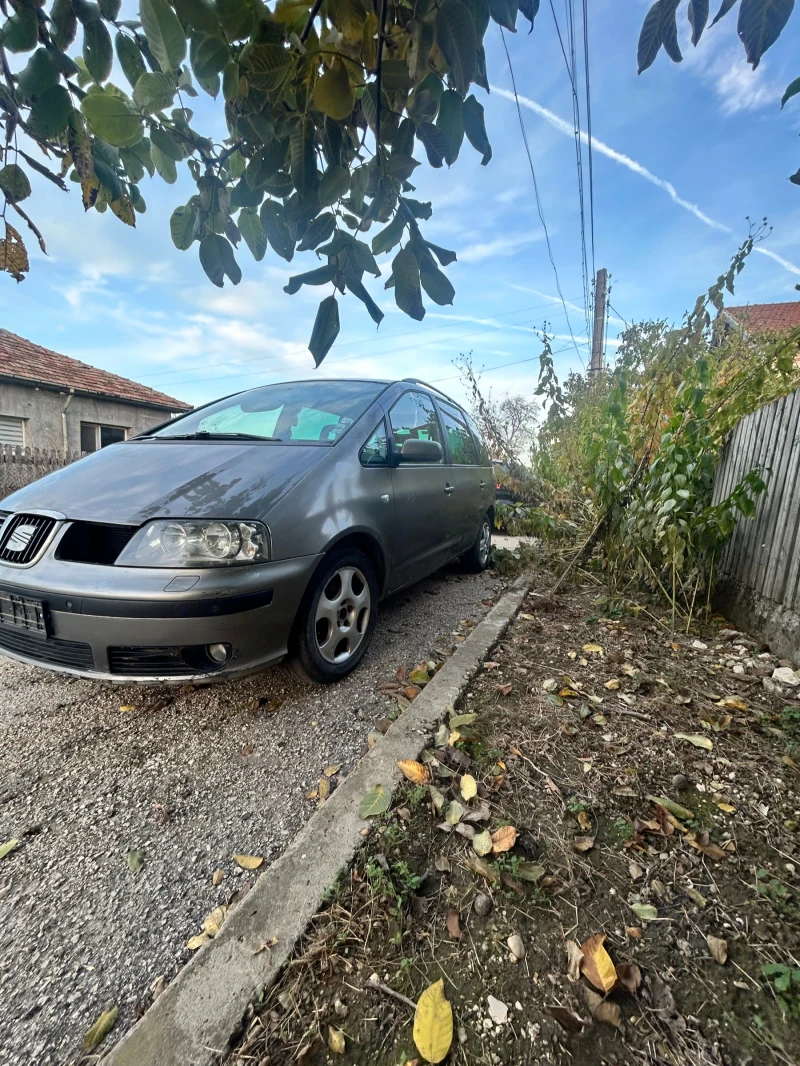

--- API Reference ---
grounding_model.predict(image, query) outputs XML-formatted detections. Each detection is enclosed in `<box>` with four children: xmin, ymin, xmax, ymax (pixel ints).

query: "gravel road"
<box><xmin>0</xmin><ymin>566</ymin><xmax>502</xmax><ymax>1065</ymax></box>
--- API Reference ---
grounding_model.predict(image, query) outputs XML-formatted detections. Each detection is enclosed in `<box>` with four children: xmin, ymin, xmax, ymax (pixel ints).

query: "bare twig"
<box><xmin>365</xmin><ymin>974</ymin><xmax>417</xmax><ymax>1011</ymax></box>
<box><xmin>300</xmin><ymin>0</ymin><xmax>324</xmax><ymax>43</ymax></box>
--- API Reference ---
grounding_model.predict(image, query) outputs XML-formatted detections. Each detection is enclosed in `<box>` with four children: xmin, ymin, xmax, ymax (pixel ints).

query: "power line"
<box><xmin>581</xmin><ymin>0</ymin><xmax>596</xmax><ymax>282</ymax></box>
<box><xmin>500</xmin><ymin>29</ymin><xmax>585</xmax><ymax>369</ymax></box>
<box><xmin>138</xmin><ymin>297</ymin><xmax>583</xmax><ymax>385</ymax></box>
<box><xmin>431</xmin><ymin>342</ymin><xmax>577</xmax><ymax>384</ymax></box>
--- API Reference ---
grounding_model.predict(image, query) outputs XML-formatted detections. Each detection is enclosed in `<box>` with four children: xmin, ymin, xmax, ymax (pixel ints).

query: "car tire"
<box><xmin>289</xmin><ymin>547</ymin><xmax>379</xmax><ymax>684</ymax></box>
<box><xmin>461</xmin><ymin>513</ymin><xmax>492</xmax><ymax>573</ymax></box>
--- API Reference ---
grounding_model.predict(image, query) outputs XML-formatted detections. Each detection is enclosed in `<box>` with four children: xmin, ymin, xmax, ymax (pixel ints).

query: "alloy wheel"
<box><xmin>314</xmin><ymin>566</ymin><xmax>371</xmax><ymax>664</ymax></box>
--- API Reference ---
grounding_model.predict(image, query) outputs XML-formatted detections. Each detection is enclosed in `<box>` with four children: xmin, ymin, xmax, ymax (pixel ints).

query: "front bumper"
<box><xmin>0</xmin><ymin>553</ymin><xmax>320</xmax><ymax>683</ymax></box>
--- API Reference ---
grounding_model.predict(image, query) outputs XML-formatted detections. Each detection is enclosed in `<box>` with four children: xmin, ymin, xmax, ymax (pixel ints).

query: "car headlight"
<box><xmin>116</xmin><ymin>520</ymin><xmax>270</xmax><ymax>567</ymax></box>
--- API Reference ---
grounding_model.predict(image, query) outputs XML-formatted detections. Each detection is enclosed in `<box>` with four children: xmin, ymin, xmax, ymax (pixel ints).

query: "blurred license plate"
<box><xmin>0</xmin><ymin>592</ymin><xmax>48</xmax><ymax>635</ymax></box>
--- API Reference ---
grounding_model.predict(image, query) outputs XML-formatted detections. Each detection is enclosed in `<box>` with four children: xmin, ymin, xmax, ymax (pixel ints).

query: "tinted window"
<box><xmin>462</xmin><ymin>411</ymin><xmax>491</xmax><ymax>466</ymax></box>
<box><xmin>439</xmin><ymin>405</ymin><xmax>478</xmax><ymax>465</ymax></box>
<box><xmin>389</xmin><ymin>392</ymin><xmax>443</xmax><ymax>460</ymax></box>
<box><xmin>360</xmin><ymin>422</ymin><xmax>389</xmax><ymax>466</ymax></box>
<box><xmin>151</xmin><ymin>380</ymin><xmax>383</xmax><ymax>443</ymax></box>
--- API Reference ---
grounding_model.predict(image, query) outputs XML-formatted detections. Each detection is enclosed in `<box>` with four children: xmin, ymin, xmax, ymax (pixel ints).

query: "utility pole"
<box><xmin>590</xmin><ymin>267</ymin><xmax>607</xmax><ymax>375</ymax></box>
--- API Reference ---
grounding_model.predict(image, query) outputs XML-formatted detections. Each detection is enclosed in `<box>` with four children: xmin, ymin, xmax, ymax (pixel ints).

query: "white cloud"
<box><xmin>457</xmin><ymin>232</ymin><xmax>544</xmax><ymax>263</ymax></box>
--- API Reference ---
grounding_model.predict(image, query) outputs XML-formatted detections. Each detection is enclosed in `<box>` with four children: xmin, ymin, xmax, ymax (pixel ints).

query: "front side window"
<box><xmin>439</xmin><ymin>404</ymin><xmax>479</xmax><ymax>465</ymax></box>
<box><xmin>150</xmin><ymin>380</ymin><xmax>383</xmax><ymax>443</ymax></box>
<box><xmin>388</xmin><ymin>392</ymin><xmax>443</xmax><ymax>460</ymax></box>
<box><xmin>360</xmin><ymin>422</ymin><xmax>389</xmax><ymax>466</ymax></box>
<box><xmin>463</xmin><ymin>412</ymin><xmax>491</xmax><ymax>466</ymax></box>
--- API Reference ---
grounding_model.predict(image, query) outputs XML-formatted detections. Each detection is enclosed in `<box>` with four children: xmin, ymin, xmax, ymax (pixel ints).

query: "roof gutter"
<box><xmin>0</xmin><ymin>373</ymin><xmax>190</xmax><ymax>413</ymax></box>
<box><xmin>61</xmin><ymin>389</ymin><xmax>74</xmax><ymax>458</ymax></box>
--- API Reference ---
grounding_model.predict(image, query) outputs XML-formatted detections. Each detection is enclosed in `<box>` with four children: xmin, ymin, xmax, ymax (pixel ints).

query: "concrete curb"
<box><xmin>104</xmin><ymin>576</ymin><xmax>530</xmax><ymax>1066</ymax></box>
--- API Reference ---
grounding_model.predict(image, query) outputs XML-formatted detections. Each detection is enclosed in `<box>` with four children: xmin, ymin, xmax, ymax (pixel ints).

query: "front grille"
<box><xmin>108</xmin><ymin>645</ymin><xmax>226</xmax><ymax>677</ymax></box>
<box><xmin>0</xmin><ymin>627</ymin><xmax>93</xmax><ymax>669</ymax></box>
<box><xmin>0</xmin><ymin>513</ymin><xmax>57</xmax><ymax>565</ymax></box>
<box><xmin>56</xmin><ymin>522</ymin><xmax>138</xmax><ymax>565</ymax></box>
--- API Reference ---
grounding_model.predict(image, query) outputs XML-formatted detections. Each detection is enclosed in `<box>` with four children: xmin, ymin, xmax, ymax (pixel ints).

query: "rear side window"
<box><xmin>388</xmin><ymin>392</ymin><xmax>443</xmax><ymax>460</ymax></box>
<box><xmin>360</xmin><ymin>422</ymin><xmax>389</xmax><ymax>466</ymax></box>
<box><xmin>463</xmin><ymin>411</ymin><xmax>491</xmax><ymax>467</ymax></box>
<box><xmin>439</xmin><ymin>405</ymin><xmax>479</xmax><ymax>465</ymax></box>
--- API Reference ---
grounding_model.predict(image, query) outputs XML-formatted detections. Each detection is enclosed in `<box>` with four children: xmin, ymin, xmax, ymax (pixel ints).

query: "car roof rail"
<box><xmin>401</xmin><ymin>378</ymin><xmax>462</xmax><ymax>410</ymax></box>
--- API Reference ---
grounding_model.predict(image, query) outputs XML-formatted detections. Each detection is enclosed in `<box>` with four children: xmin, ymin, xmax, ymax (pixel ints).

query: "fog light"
<box><xmin>207</xmin><ymin>643</ymin><xmax>231</xmax><ymax>664</ymax></box>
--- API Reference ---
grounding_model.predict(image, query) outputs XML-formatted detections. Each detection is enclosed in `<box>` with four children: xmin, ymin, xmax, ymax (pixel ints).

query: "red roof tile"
<box><xmin>724</xmin><ymin>302</ymin><xmax>800</xmax><ymax>334</ymax></box>
<box><xmin>0</xmin><ymin>329</ymin><xmax>191</xmax><ymax>411</ymax></box>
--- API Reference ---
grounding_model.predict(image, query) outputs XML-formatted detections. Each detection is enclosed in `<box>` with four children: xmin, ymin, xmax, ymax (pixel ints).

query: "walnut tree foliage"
<box><xmin>0</xmin><ymin>0</ymin><xmax>539</xmax><ymax>363</ymax></box>
<box><xmin>637</xmin><ymin>0</ymin><xmax>800</xmax><ymax>185</ymax></box>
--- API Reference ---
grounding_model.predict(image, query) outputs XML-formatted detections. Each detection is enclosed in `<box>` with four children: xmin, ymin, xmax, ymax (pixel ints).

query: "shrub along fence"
<box><xmin>712</xmin><ymin>387</ymin><xmax>800</xmax><ymax>661</ymax></box>
<box><xmin>0</xmin><ymin>445</ymin><xmax>81</xmax><ymax>498</ymax></box>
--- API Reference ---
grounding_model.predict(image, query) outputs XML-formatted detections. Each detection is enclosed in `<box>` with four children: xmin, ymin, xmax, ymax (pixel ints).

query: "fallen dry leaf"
<box><xmin>628</xmin><ymin>861</ymin><xmax>644</xmax><ymax>881</ymax></box>
<box><xmin>446</xmin><ymin>908</ymin><xmax>462</xmax><ymax>940</ymax></box>
<box><xmin>234</xmin><ymin>854</ymin><xmax>264</xmax><ymax>871</ymax></box>
<box><xmin>491</xmin><ymin>825</ymin><xmax>517</xmax><ymax>853</ymax></box>
<box><xmin>566</xmin><ymin>939</ymin><xmax>583</xmax><ymax>982</ymax></box>
<box><xmin>83</xmin><ymin>1006</ymin><xmax>118</xmax><ymax>1051</ymax></box>
<box><xmin>472</xmin><ymin>829</ymin><xmax>492</xmax><ymax>856</ymax></box>
<box><xmin>203</xmin><ymin>905</ymin><xmax>227</xmax><ymax>937</ymax></box>
<box><xmin>577</xmin><ymin>810</ymin><xmax>592</xmax><ymax>831</ymax></box>
<box><xmin>460</xmin><ymin>774</ymin><xmax>478</xmax><ymax>801</ymax></box>
<box><xmin>413</xmin><ymin>979</ymin><xmax>453</xmax><ymax>1064</ymax></box>
<box><xmin>604</xmin><ymin>679</ymin><xmax>621</xmax><ymax>691</ymax></box>
<box><xmin>434</xmin><ymin>854</ymin><xmax>451</xmax><ymax>873</ymax></box>
<box><xmin>466</xmin><ymin>854</ymin><xmax>498</xmax><ymax>882</ymax></box>
<box><xmin>328</xmin><ymin>1026</ymin><xmax>345</xmax><ymax>1054</ymax></box>
<box><xmin>707</xmin><ymin>935</ymin><xmax>728</xmax><ymax>965</ymax></box>
<box><xmin>212</xmin><ymin>868</ymin><xmax>225</xmax><ymax>886</ymax></box>
<box><xmin>495</xmin><ymin>682</ymin><xmax>513</xmax><ymax>696</ymax></box>
<box><xmin>546</xmin><ymin>1005</ymin><xmax>589</xmax><ymax>1033</ymax></box>
<box><xmin>187</xmin><ymin>933</ymin><xmax>211</xmax><ymax>950</ymax></box>
<box><xmin>397</xmin><ymin>760</ymin><xmax>430</xmax><ymax>785</ymax></box>
<box><xmin>484</xmin><ymin>661</ymin><xmax>500</xmax><ymax>670</ymax></box>
<box><xmin>581</xmin><ymin>933</ymin><xmax>617</xmax><ymax>993</ymax></box>
<box><xmin>572</xmin><ymin>836</ymin><xmax>595</xmax><ymax>853</ymax></box>
<box><xmin>616</xmin><ymin>962</ymin><xmax>642</xmax><ymax>993</ymax></box>
<box><xmin>584</xmin><ymin>987</ymin><xmax>622</xmax><ymax>1028</ymax></box>
<box><xmin>626</xmin><ymin>926</ymin><xmax>643</xmax><ymax>939</ymax></box>
<box><xmin>318</xmin><ymin>777</ymin><xmax>330</xmax><ymax>805</ymax></box>
<box><xmin>675</xmin><ymin>732</ymin><xmax>713</xmax><ymax>751</ymax></box>
<box><xmin>324</xmin><ymin>764</ymin><xmax>341</xmax><ymax>778</ymax></box>
<box><xmin>545</xmin><ymin>776</ymin><xmax>562</xmax><ymax>797</ymax></box>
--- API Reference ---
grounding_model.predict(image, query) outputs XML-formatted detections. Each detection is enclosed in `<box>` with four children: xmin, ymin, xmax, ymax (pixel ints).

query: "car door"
<box><xmin>437</xmin><ymin>401</ymin><xmax>486</xmax><ymax>550</ymax></box>
<box><xmin>356</xmin><ymin>417</ymin><xmax>395</xmax><ymax>562</ymax></box>
<box><xmin>385</xmin><ymin>390</ymin><xmax>455</xmax><ymax>590</ymax></box>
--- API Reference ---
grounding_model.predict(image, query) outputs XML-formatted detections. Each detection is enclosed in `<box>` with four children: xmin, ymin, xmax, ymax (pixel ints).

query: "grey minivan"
<box><xmin>0</xmin><ymin>378</ymin><xmax>494</xmax><ymax>684</ymax></box>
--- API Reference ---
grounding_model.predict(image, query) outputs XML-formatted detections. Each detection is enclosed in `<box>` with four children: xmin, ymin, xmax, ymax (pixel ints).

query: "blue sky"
<box><xmin>2</xmin><ymin>0</ymin><xmax>800</xmax><ymax>412</ymax></box>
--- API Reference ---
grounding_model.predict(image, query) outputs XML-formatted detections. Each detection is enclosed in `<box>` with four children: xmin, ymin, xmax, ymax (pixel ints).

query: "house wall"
<box><xmin>0</xmin><ymin>381</ymin><xmax>174</xmax><ymax>452</ymax></box>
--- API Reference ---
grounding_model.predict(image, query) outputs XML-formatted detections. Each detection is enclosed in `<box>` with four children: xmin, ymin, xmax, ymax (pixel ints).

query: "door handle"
<box><xmin>444</xmin><ymin>484</ymin><xmax>455</xmax><ymax>495</ymax></box>
<box><xmin>479</xmin><ymin>481</ymin><xmax>487</xmax><ymax>489</ymax></box>
<box><xmin>380</xmin><ymin>493</ymin><xmax>390</xmax><ymax>502</ymax></box>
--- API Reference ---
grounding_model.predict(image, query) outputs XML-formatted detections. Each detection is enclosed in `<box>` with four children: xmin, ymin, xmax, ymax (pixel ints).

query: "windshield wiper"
<box><xmin>154</xmin><ymin>431</ymin><xmax>281</xmax><ymax>442</ymax></box>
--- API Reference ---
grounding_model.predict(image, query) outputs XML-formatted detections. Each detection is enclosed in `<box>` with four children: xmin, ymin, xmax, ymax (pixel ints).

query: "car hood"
<box><xmin>1</xmin><ymin>441</ymin><xmax>327</xmax><ymax>524</ymax></box>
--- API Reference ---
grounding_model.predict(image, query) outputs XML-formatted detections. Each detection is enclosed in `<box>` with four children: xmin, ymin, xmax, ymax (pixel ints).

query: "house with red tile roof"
<box><xmin>0</xmin><ymin>329</ymin><xmax>191</xmax><ymax>455</ymax></box>
<box><xmin>722</xmin><ymin>301</ymin><xmax>800</xmax><ymax>337</ymax></box>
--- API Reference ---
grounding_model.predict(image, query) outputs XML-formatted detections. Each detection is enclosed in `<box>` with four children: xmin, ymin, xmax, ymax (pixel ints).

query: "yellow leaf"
<box><xmin>83</xmin><ymin>1006</ymin><xmax>118</xmax><ymax>1050</ymax></box>
<box><xmin>413</xmin><ymin>979</ymin><xmax>453</xmax><ymax>1064</ymax></box>
<box><xmin>0</xmin><ymin>839</ymin><xmax>19</xmax><ymax>861</ymax></box>
<box><xmin>212</xmin><ymin>868</ymin><xmax>225</xmax><ymax>886</ymax></box>
<box><xmin>568</xmin><ymin>650</ymin><xmax>578</xmax><ymax>660</ymax></box>
<box><xmin>324</xmin><ymin>764</ymin><xmax>341</xmax><ymax>777</ymax></box>
<box><xmin>110</xmin><ymin>194</ymin><xmax>136</xmax><ymax>227</ymax></box>
<box><xmin>583</xmin><ymin>644</ymin><xmax>604</xmax><ymax>655</ymax></box>
<box><xmin>716</xmin><ymin>802</ymin><xmax>736</xmax><ymax>813</ymax></box>
<box><xmin>472</xmin><ymin>829</ymin><xmax>492</xmax><ymax>856</ymax></box>
<box><xmin>328</xmin><ymin>1025</ymin><xmax>346</xmax><ymax>1054</ymax></box>
<box><xmin>580</xmin><ymin>933</ymin><xmax>617</xmax><ymax>993</ymax></box>
<box><xmin>447</xmin><ymin>729</ymin><xmax>461</xmax><ymax>745</ymax></box>
<box><xmin>559</xmin><ymin>686</ymin><xmax>579</xmax><ymax>699</ymax></box>
<box><xmin>203</xmin><ymin>905</ymin><xmax>227</xmax><ymax>937</ymax></box>
<box><xmin>119</xmin><ymin>704</ymin><xmax>136</xmax><ymax>712</ymax></box>
<box><xmin>604</xmin><ymin>679</ymin><xmax>620</xmax><ymax>691</ymax></box>
<box><xmin>306</xmin><ymin>788</ymin><xmax>319</xmax><ymax>800</ymax></box>
<box><xmin>187</xmin><ymin>933</ymin><xmax>211</xmax><ymax>950</ymax></box>
<box><xmin>675</xmin><ymin>732</ymin><xmax>713</xmax><ymax>750</ymax></box>
<box><xmin>313</xmin><ymin>59</ymin><xmax>356</xmax><ymax>120</ymax></box>
<box><xmin>318</xmin><ymin>777</ymin><xmax>330</xmax><ymax>806</ymax></box>
<box><xmin>460</xmin><ymin>774</ymin><xmax>478</xmax><ymax>801</ymax></box>
<box><xmin>234</xmin><ymin>854</ymin><xmax>264</xmax><ymax>870</ymax></box>
<box><xmin>491</xmin><ymin>825</ymin><xmax>517</xmax><ymax>853</ymax></box>
<box><xmin>398</xmin><ymin>759</ymin><xmax>430</xmax><ymax>785</ymax></box>
<box><xmin>718</xmin><ymin>697</ymin><xmax>747</xmax><ymax>711</ymax></box>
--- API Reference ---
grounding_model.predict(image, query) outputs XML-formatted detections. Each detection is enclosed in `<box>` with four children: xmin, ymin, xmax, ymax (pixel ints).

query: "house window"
<box><xmin>80</xmin><ymin>422</ymin><xmax>127</xmax><ymax>454</ymax></box>
<box><xmin>0</xmin><ymin>415</ymin><xmax>26</xmax><ymax>447</ymax></box>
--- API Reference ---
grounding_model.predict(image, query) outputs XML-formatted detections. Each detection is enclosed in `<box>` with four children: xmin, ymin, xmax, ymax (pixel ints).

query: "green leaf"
<box><xmin>141</xmin><ymin>0</ymin><xmax>188</xmax><ymax>72</ymax></box>
<box><xmin>261</xmin><ymin>199</ymin><xmax>294</xmax><ymax>260</ymax></box>
<box><xmin>630</xmin><ymin>903</ymin><xmax>658</xmax><ymax>921</ymax></box>
<box><xmin>392</xmin><ymin>245</ymin><xmax>425</xmax><ymax>321</ymax></box>
<box><xmin>416</xmin><ymin>122</ymin><xmax>449</xmax><ymax>168</ymax></box>
<box><xmin>318</xmin><ymin>164</ymin><xmax>350</xmax><ymax>206</ymax></box>
<box><xmin>0</xmin><ymin>6</ymin><xmax>38</xmax><ymax>52</ymax></box>
<box><xmin>190</xmin><ymin>32</ymin><xmax>230</xmax><ymax>79</ymax></box>
<box><xmin>199</xmin><ymin>232</ymin><xmax>241</xmax><ymax>286</ymax></box>
<box><xmin>738</xmin><ymin>0</ymin><xmax>793</xmax><ymax>68</ymax></box>
<box><xmin>126</xmin><ymin>849</ymin><xmax>144</xmax><ymax>873</ymax></box>
<box><xmin>489</xmin><ymin>0</ymin><xmax>519</xmax><ymax>31</ymax></box>
<box><xmin>358</xmin><ymin>784</ymin><xmax>392</xmax><ymax>814</ymax></box>
<box><xmin>82</xmin><ymin>91</ymin><xmax>144</xmax><ymax>147</ymax></box>
<box><xmin>345</xmin><ymin>272</ymin><xmax>385</xmax><ymax>325</ymax></box>
<box><xmin>436</xmin><ymin>89</ymin><xmax>464</xmax><ymax>165</ymax></box>
<box><xmin>0</xmin><ymin>164</ymin><xmax>32</xmax><ymax>204</ymax></box>
<box><xmin>116</xmin><ymin>32</ymin><xmax>148</xmax><ymax>88</ymax></box>
<box><xmin>239</xmin><ymin>41</ymin><xmax>291</xmax><ymax>90</ymax></box>
<box><xmin>93</xmin><ymin>157</ymin><xmax>122</xmax><ymax>201</ymax></box>
<box><xmin>84</xmin><ymin>18</ymin><xmax>114</xmax><ymax>82</ymax></box>
<box><xmin>518</xmin><ymin>0</ymin><xmax>540</xmax><ymax>27</ymax></box>
<box><xmin>462</xmin><ymin>95</ymin><xmax>492</xmax><ymax>164</ymax></box>
<box><xmin>385</xmin><ymin>152</ymin><xmax>420</xmax><ymax>182</ymax></box>
<box><xmin>175</xmin><ymin>0</ymin><xmax>222</xmax><ymax>34</ymax></box>
<box><xmin>218</xmin><ymin>0</ymin><xmax>255</xmax><ymax>39</ymax></box>
<box><xmin>372</xmin><ymin>213</ymin><xmax>405</xmax><ymax>255</ymax></box>
<box><xmin>170</xmin><ymin>202</ymin><xmax>197</xmax><ymax>248</ymax></box>
<box><xmin>133</xmin><ymin>72</ymin><xmax>177</xmax><ymax>111</ymax></box>
<box><xmin>435</xmin><ymin>0</ymin><xmax>477</xmax><ymax>98</ymax></box>
<box><xmin>781</xmin><ymin>74</ymin><xmax>800</xmax><ymax>106</ymax></box>
<box><xmin>314</xmin><ymin>59</ymin><xmax>356</xmax><ymax>120</ymax></box>
<box><xmin>297</xmin><ymin>212</ymin><xmax>335</xmax><ymax>251</ymax></box>
<box><xmin>402</xmin><ymin>197</ymin><xmax>432</xmax><ymax>220</ymax></box>
<box><xmin>52</xmin><ymin>0</ymin><xmax>78</xmax><ymax>50</ymax></box>
<box><xmin>284</xmin><ymin>263</ymin><xmax>337</xmax><ymax>294</ymax></box>
<box><xmin>150</xmin><ymin>140</ymin><xmax>178</xmax><ymax>181</ymax></box>
<box><xmin>245</xmin><ymin>140</ymin><xmax>288</xmax><ymax>188</ymax></box>
<box><xmin>309</xmin><ymin>294</ymin><xmax>340</xmax><ymax>367</ymax></box>
<box><xmin>710</xmin><ymin>0</ymin><xmax>738</xmax><ymax>24</ymax></box>
<box><xmin>419</xmin><ymin>260</ymin><xmax>454</xmax><ymax>306</ymax></box>
<box><xmin>238</xmin><ymin>208</ymin><xmax>267</xmax><ymax>260</ymax></box>
<box><xmin>659</xmin><ymin>0</ymin><xmax>682</xmax><ymax>63</ymax></box>
<box><xmin>638</xmin><ymin>1</ymin><xmax>663</xmax><ymax>73</ymax></box>
<box><xmin>290</xmin><ymin>115</ymin><xmax>317</xmax><ymax>197</ymax></box>
<box><xmin>83</xmin><ymin>1007</ymin><xmax>118</xmax><ymax>1051</ymax></box>
<box><xmin>426</xmin><ymin>240</ymin><xmax>457</xmax><ymax>266</ymax></box>
<box><xmin>29</xmin><ymin>85</ymin><xmax>74</xmax><ymax>138</ymax></box>
<box><xmin>16</xmin><ymin>49</ymin><xmax>60</xmax><ymax>105</ymax></box>
<box><xmin>0</xmin><ymin>839</ymin><xmax>19</xmax><ymax>861</ymax></box>
<box><xmin>687</xmin><ymin>0</ymin><xmax>709</xmax><ymax>43</ymax></box>
<box><xmin>151</xmin><ymin>126</ymin><xmax>185</xmax><ymax>160</ymax></box>
<box><xmin>230</xmin><ymin>176</ymin><xmax>263</xmax><ymax>208</ymax></box>
<box><xmin>99</xmin><ymin>0</ymin><xmax>122</xmax><ymax>17</ymax></box>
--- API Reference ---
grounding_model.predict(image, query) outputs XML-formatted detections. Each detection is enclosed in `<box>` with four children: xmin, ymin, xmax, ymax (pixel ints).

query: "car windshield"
<box><xmin>150</xmin><ymin>380</ymin><xmax>385</xmax><ymax>443</ymax></box>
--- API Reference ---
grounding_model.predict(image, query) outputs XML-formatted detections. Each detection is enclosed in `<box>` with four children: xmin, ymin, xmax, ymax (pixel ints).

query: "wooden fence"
<box><xmin>712</xmin><ymin>387</ymin><xmax>800</xmax><ymax>660</ymax></box>
<box><xmin>0</xmin><ymin>445</ymin><xmax>82</xmax><ymax>497</ymax></box>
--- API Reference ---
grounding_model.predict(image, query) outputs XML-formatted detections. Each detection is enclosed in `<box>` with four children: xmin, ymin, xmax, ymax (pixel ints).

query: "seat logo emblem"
<box><xmin>7</xmin><ymin>524</ymin><xmax>36</xmax><ymax>552</ymax></box>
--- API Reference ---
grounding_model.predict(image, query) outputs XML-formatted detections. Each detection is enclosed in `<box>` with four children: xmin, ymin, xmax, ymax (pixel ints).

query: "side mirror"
<box><xmin>399</xmin><ymin>439</ymin><xmax>443</xmax><ymax>463</ymax></box>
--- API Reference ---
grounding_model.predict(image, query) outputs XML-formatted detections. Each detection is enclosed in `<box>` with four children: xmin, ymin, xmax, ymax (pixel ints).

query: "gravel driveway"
<box><xmin>0</xmin><ymin>566</ymin><xmax>502</xmax><ymax>1065</ymax></box>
